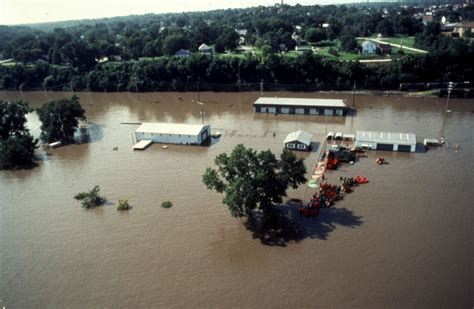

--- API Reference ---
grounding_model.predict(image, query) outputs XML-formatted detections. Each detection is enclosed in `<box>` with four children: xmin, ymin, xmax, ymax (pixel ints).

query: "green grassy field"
<box><xmin>377</xmin><ymin>36</ymin><xmax>416</xmax><ymax>48</ymax></box>
<box><xmin>217</xmin><ymin>53</ymin><xmax>247</xmax><ymax>60</ymax></box>
<box><xmin>0</xmin><ymin>61</ymin><xmax>17</xmax><ymax>66</ymax></box>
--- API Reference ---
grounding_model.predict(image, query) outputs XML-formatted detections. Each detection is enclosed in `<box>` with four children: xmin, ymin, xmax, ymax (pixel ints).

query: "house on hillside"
<box><xmin>295</xmin><ymin>45</ymin><xmax>311</xmax><ymax>52</ymax></box>
<box><xmin>292</xmin><ymin>33</ymin><xmax>305</xmax><ymax>45</ymax></box>
<box><xmin>175</xmin><ymin>49</ymin><xmax>191</xmax><ymax>58</ymax></box>
<box><xmin>236</xmin><ymin>29</ymin><xmax>248</xmax><ymax>45</ymax></box>
<box><xmin>422</xmin><ymin>15</ymin><xmax>433</xmax><ymax>25</ymax></box>
<box><xmin>377</xmin><ymin>43</ymin><xmax>392</xmax><ymax>54</ymax></box>
<box><xmin>198</xmin><ymin>43</ymin><xmax>214</xmax><ymax>55</ymax></box>
<box><xmin>453</xmin><ymin>22</ymin><xmax>474</xmax><ymax>38</ymax></box>
<box><xmin>361</xmin><ymin>41</ymin><xmax>377</xmax><ymax>54</ymax></box>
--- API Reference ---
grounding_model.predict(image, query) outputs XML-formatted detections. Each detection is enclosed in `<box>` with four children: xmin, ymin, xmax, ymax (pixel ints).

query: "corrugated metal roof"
<box><xmin>136</xmin><ymin>123</ymin><xmax>208</xmax><ymax>136</ymax></box>
<box><xmin>284</xmin><ymin>130</ymin><xmax>313</xmax><ymax>146</ymax></box>
<box><xmin>356</xmin><ymin>130</ymin><xmax>416</xmax><ymax>145</ymax></box>
<box><xmin>254</xmin><ymin>97</ymin><xmax>346</xmax><ymax>108</ymax></box>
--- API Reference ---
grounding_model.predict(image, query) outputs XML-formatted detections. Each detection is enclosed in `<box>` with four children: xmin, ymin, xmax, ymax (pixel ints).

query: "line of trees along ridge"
<box><xmin>1</xmin><ymin>49</ymin><xmax>473</xmax><ymax>92</ymax></box>
<box><xmin>0</xmin><ymin>3</ymin><xmax>473</xmax><ymax>91</ymax></box>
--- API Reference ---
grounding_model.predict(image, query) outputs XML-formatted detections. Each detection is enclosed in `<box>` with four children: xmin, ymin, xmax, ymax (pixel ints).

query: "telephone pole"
<box><xmin>445</xmin><ymin>81</ymin><xmax>454</xmax><ymax>113</ymax></box>
<box><xmin>352</xmin><ymin>81</ymin><xmax>356</xmax><ymax>108</ymax></box>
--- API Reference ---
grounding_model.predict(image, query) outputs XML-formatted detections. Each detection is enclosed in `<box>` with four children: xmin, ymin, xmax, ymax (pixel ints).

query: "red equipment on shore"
<box><xmin>326</xmin><ymin>158</ymin><xmax>338</xmax><ymax>170</ymax></box>
<box><xmin>355</xmin><ymin>176</ymin><xmax>369</xmax><ymax>184</ymax></box>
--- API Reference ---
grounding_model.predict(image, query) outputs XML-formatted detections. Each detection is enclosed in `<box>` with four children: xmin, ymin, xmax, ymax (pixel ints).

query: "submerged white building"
<box><xmin>355</xmin><ymin>131</ymin><xmax>416</xmax><ymax>152</ymax></box>
<box><xmin>135</xmin><ymin>123</ymin><xmax>211</xmax><ymax>145</ymax></box>
<box><xmin>253</xmin><ymin>97</ymin><xmax>348</xmax><ymax>116</ymax></box>
<box><xmin>284</xmin><ymin>130</ymin><xmax>313</xmax><ymax>151</ymax></box>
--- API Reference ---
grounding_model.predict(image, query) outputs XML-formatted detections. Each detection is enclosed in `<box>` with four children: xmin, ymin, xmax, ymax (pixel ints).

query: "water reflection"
<box><xmin>245</xmin><ymin>206</ymin><xmax>363</xmax><ymax>246</ymax></box>
<box><xmin>0</xmin><ymin>90</ymin><xmax>472</xmax><ymax>308</ymax></box>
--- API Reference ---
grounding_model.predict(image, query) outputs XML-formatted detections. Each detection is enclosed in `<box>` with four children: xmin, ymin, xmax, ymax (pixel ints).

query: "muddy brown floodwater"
<box><xmin>0</xmin><ymin>91</ymin><xmax>473</xmax><ymax>308</ymax></box>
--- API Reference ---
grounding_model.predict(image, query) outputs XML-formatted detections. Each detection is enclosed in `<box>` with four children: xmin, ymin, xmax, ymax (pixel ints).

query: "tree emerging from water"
<box><xmin>0</xmin><ymin>100</ymin><xmax>38</xmax><ymax>170</ymax></box>
<box><xmin>36</xmin><ymin>95</ymin><xmax>86</xmax><ymax>143</ymax></box>
<box><xmin>202</xmin><ymin>144</ymin><xmax>307</xmax><ymax>221</ymax></box>
<box><xmin>74</xmin><ymin>185</ymin><xmax>106</xmax><ymax>209</ymax></box>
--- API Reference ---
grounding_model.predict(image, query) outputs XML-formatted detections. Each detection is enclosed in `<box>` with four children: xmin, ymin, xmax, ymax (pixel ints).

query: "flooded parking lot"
<box><xmin>1</xmin><ymin>91</ymin><xmax>473</xmax><ymax>308</ymax></box>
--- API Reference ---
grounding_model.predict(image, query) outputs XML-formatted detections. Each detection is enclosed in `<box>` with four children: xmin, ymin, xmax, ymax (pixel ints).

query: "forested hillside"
<box><xmin>0</xmin><ymin>3</ymin><xmax>473</xmax><ymax>91</ymax></box>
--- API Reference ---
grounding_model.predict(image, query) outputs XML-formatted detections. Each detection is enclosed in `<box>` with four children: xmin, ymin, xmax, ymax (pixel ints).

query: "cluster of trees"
<box><xmin>0</xmin><ymin>100</ymin><xmax>38</xmax><ymax>169</ymax></box>
<box><xmin>1</xmin><ymin>46</ymin><xmax>473</xmax><ymax>92</ymax></box>
<box><xmin>203</xmin><ymin>144</ymin><xmax>306</xmax><ymax>222</ymax></box>
<box><xmin>0</xmin><ymin>3</ymin><xmax>473</xmax><ymax>91</ymax></box>
<box><xmin>0</xmin><ymin>96</ymin><xmax>86</xmax><ymax>170</ymax></box>
<box><xmin>2</xmin><ymin>3</ymin><xmax>470</xmax><ymax>65</ymax></box>
<box><xmin>74</xmin><ymin>185</ymin><xmax>107</xmax><ymax>209</ymax></box>
<box><xmin>37</xmin><ymin>95</ymin><xmax>86</xmax><ymax>143</ymax></box>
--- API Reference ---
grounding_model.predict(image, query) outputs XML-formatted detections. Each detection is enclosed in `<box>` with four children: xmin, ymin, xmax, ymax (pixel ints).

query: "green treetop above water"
<box><xmin>203</xmin><ymin>144</ymin><xmax>307</xmax><ymax>221</ymax></box>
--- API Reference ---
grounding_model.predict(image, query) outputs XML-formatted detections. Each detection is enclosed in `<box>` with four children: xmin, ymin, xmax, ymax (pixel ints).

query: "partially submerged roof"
<box><xmin>136</xmin><ymin>123</ymin><xmax>207</xmax><ymax>136</ymax></box>
<box><xmin>254</xmin><ymin>97</ymin><xmax>346</xmax><ymax>108</ymax></box>
<box><xmin>284</xmin><ymin>130</ymin><xmax>313</xmax><ymax>146</ymax></box>
<box><xmin>356</xmin><ymin>130</ymin><xmax>416</xmax><ymax>145</ymax></box>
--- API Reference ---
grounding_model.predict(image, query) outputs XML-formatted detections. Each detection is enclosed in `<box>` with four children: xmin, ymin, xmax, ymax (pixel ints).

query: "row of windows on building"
<box><xmin>255</xmin><ymin>106</ymin><xmax>345</xmax><ymax>116</ymax></box>
<box><xmin>145</xmin><ymin>133</ymin><xmax>193</xmax><ymax>137</ymax></box>
<box><xmin>286</xmin><ymin>143</ymin><xmax>307</xmax><ymax>150</ymax></box>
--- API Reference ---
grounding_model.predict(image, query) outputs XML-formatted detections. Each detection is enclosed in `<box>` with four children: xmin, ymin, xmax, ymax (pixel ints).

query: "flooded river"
<box><xmin>1</xmin><ymin>91</ymin><xmax>473</xmax><ymax>308</ymax></box>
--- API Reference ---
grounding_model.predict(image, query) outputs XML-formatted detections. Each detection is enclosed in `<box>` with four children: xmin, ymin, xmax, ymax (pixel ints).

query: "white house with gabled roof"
<box><xmin>198</xmin><ymin>43</ymin><xmax>213</xmax><ymax>54</ymax></box>
<box><xmin>361</xmin><ymin>41</ymin><xmax>377</xmax><ymax>54</ymax></box>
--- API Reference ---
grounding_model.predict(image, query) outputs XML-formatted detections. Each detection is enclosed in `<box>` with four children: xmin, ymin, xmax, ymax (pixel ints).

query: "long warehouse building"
<box><xmin>253</xmin><ymin>97</ymin><xmax>348</xmax><ymax>116</ymax></box>
<box><xmin>355</xmin><ymin>130</ymin><xmax>417</xmax><ymax>152</ymax></box>
<box><xmin>135</xmin><ymin>123</ymin><xmax>211</xmax><ymax>145</ymax></box>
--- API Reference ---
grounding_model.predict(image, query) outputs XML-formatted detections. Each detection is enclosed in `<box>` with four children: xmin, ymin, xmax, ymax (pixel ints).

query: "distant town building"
<box><xmin>361</xmin><ymin>41</ymin><xmax>377</xmax><ymax>54</ymax></box>
<box><xmin>236</xmin><ymin>29</ymin><xmax>248</xmax><ymax>45</ymax></box>
<box><xmin>174</xmin><ymin>49</ymin><xmax>191</xmax><ymax>58</ymax></box>
<box><xmin>198</xmin><ymin>43</ymin><xmax>214</xmax><ymax>55</ymax></box>
<box><xmin>235</xmin><ymin>29</ymin><xmax>248</xmax><ymax>36</ymax></box>
<box><xmin>295</xmin><ymin>45</ymin><xmax>311</xmax><ymax>52</ymax></box>
<box><xmin>292</xmin><ymin>33</ymin><xmax>304</xmax><ymax>45</ymax></box>
<box><xmin>253</xmin><ymin>97</ymin><xmax>348</xmax><ymax>116</ymax></box>
<box><xmin>453</xmin><ymin>22</ymin><xmax>474</xmax><ymax>38</ymax></box>
<box><xmin>422</xmin><ymin>15</ymin><xmax>433</xmax><ymax>25</ymax></box>
<box><xmin>96</xmin><ymin>57</ymin><xmax>109</xmax><ymax>63</ymax></box>
<box><xmin>284</xmin><ymin>130</ymin><xmax>313</xmax><ymax>151</ymax></box>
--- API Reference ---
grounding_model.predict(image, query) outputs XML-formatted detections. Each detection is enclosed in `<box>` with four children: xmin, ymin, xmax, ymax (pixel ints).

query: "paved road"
<box><xmin>360</xmin><ymin>38</ymin><xmax>429</xmax><ymax>54</ymax></box>
<box><xmin>359</xmin><ymin>59</ymin><xmax>392</xmax><ymax>63</ymax></box>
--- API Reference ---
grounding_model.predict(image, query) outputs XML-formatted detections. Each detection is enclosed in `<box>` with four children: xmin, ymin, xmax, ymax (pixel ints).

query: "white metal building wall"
<box><xmin>309</xmin><ymin>108</ymin><xmax>318</xmax><ymax>115</ymax></box>
<box><xmin>355</xmin><ymin>141</ymin><xmax>416</xmax><ymax>152</ymax></box>
<box><xmin>136</xmin><ymin>132</ymin><xmax>200</xmax><ymax>144</ymax></box>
